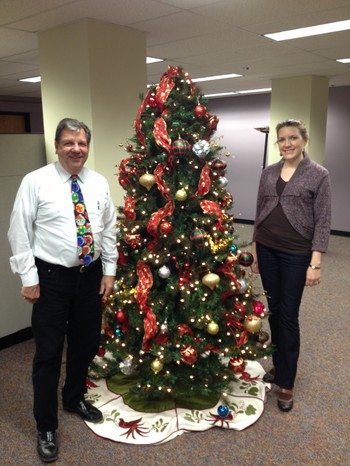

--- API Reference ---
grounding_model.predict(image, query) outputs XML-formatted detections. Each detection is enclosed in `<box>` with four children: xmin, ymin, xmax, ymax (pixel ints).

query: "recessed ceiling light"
<box><xmin>336</xmin><ymin>58</ymin><xmax>350</xmax><ymax>63</ymax></box>
<box><xmin>146</xmin><ymin>57</ymin><xmax>164</xmax><ymax>64</ymax></box>
<box><xmin>19</xmin><ymin>76</ymin><xmax>41</xmax><ymax>83</ymax></box>
<box><xmin>264</xmin><ymin>19</ymin><xmax>350</xmax><ymax>41</ymax></box>
<box><xmin>193</xmin><ymin>73</ymin><xmax>242</xmax><ymax>83</ymax></box>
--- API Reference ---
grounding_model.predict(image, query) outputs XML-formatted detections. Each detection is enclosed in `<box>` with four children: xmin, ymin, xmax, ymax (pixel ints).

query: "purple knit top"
<box><xmin>253</xmin><ymin>154</ymin><xmax>331</xmax><ymax>253</ymax></box>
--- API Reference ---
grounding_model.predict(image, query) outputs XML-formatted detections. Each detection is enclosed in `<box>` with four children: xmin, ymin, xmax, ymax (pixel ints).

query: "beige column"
<box><xmin>268</xmin><ymin>75</ymin><xmax>329</xmax><ymax>166</ymax></box>
<box><xmin>38</xmin><ymin>19</ymin><xmax>147</xmax><ymax>205</ymax></box>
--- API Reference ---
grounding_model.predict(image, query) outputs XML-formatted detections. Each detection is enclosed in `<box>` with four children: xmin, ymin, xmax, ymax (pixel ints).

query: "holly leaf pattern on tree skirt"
<box><xmin>83</xmin><ymin>361</ymin><xmax>270</xmax><ymax>445</ymax></box>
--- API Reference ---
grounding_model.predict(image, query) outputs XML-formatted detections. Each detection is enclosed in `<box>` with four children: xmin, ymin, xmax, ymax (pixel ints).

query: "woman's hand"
<box><xmin>305</xmin><ymin>267</ymin><xmax>321</xmax><ymax>287</ymax></box>
<box><xmin>250</xmin><ymin>242</ymin><xmax>259</xmax><ymax>274</ymax></box>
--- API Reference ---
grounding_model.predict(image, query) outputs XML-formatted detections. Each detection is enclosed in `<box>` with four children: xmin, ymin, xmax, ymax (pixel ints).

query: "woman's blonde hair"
<box><xmin>276</xmin><ymin>119</ymin><xmax>309</xmax><ymax>143</ymax></box>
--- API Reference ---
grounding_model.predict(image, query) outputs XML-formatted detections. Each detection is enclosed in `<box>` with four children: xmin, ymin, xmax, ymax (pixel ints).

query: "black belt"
<box><xmin>35</xmin><ymin>257</ymin><xmax>101</xmax><ymax>273</ymax></box>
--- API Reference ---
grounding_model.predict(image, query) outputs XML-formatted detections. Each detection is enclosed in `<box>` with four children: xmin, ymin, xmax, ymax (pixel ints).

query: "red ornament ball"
<box><xmin>228</xmin><ymin>357</ymin><xmax>246</xmax><ymax>374</ymax></box>
<box><xmin>194</xmin><ymin>104</ymin><xmax>207</xmax><ymax>119</ymax></box>
<box><xmin>255</xmin><ymin>331</ymin><xmax>270</xmax><ymax>344</ymax></box>
<box><xmin>125</xmin><ymin>233</ymin><xmax>141</xmax><ymax>246</ymax></box>
<box><xmin>211</xmin><ymin>158</ymin><xmax>227</xmax><ymax>171</ymax></box>
<box><xmin>238</xmin><ymin>252</ymin><xmax>254</xmax><ymax>267</ymax></box>
<box><xmin>115</xmin><ymin>310</ymin><xmax>126</xmax><ymax>323</ymax></box>
<box><xmin>180</xmin><ymin>345</ymin><xmax>198</xmax><ymax>365</ymax></box>
<box><xmin>160</xmin><ymin>221</ymin><xmax>173</xmax><ymax>234</ymax></box>
<box><xmin>172</xmin><ymin>138</ymin><xmax>190</xmax><ymax>157</ymax></box>
<box><xmin>97</xmin><ymin>347</ymin><xmax>106</xmax><ymax>357</ymax></box>
<box><xmin>252</xmin><ymin>300</ymin><xmax>266</xmax><ymax>317</ymax></box>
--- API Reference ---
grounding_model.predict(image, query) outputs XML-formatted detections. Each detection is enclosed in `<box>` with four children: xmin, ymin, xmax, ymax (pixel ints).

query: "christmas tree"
<box><xmin>89</xmin><ymin>66</ymin><xmax>271</xmax><ymax>406</ymax></box>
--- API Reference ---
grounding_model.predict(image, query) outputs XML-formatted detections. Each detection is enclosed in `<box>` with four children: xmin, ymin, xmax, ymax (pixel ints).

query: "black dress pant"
<box><xmin>256</xmin><ymin>243</ymin><xmax>311</xmax><ymax>390</ymax></box>
<box><xmin>32</xmin><ymin>258</ymin><xmax>103</xmax><ymax>432</ymax></box>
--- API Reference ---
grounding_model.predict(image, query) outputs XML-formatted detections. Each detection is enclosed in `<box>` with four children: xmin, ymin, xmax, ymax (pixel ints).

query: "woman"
<box><xmin>251</xmin><ymin>119</ymin><xmax>331</xmax><ymax>412</ymax></box>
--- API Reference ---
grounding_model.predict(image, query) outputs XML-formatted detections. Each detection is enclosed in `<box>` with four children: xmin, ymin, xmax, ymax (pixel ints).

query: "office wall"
<box><xmin>209</xmin><ymin>93</ymin><xmax>270</xmax><ymax>222</ymax></box>
<box><xmin>0</xmin><ymin>134</ymin><xmax>46</xmax><ymax>338</ymax></box>
<box><xmin>324</xmin><ymin>87</ymin><xmax>350</xmax><ymax>232</ymax></box>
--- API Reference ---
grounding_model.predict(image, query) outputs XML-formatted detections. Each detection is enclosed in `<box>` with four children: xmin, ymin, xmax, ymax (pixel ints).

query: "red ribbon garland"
<box><xmin>225</xmin><ymin>314</ymin><xmax>248</xmax><ymax>348</ymax></box>
<box><xmin>134</xmin><ymin>66</ymin><xmax>196</xmax><ymax>150</ymax></box>
<box><xmin>156</xmin><ymin>66</ymin><xmax>178</xmax><ymax>111</ymax></box>
<box><xmin>215</xmin><ymin>263</ymin><xmax>240</xmax><ymax>290</ymax></box>
<box><xmin>124</xmin><ymin>196</ymin><xmax>136</xmax><ymax>220</ymax></box>
<box><xmin>153</xmin><ymin>117</ymin><xmax>172</xmax><ymax>153</ymax></box>
<box><xmin>134</xmin><ymin>261</ymin><xmax>158</xmax><ymax>350</ymax></box>
<box><xmin>146</xmin><ymin>164</ymin><xmax>175</xmax><ymax>248</ymax></box>
<box><xmin>191</xmin><ymin>162</ymin><xmax>211</xmax><ymax>199</ymax></box>
<box><xmin>154</xmin><ymin>163</ymin><xmax>172</xmax><ymax>200</ymax></box>
<box><xmin>134</xmin><ymin>88</ymin><xmax>153</xmax><ymax>147</ymax></box>
<box><xmin>200</xmin><ymin>200</ymin><xmax>224</xmax><ymax>232</ymax></box>
<box><xmin>118</xmin><ymin>157</ymin><xmax>131</xmax><ymax>188</ymax></box>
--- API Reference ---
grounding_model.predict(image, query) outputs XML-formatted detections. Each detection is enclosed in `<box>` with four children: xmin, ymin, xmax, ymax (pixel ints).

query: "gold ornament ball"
<box><xmin>175</xmin><ymin>188</ymin><xmax>187</xmax><ymax>201</ymax></box>
<box><xmin>150</xmin><ymin>358</ymin><xmax>164</xmax><ymax>374</ymax></box>
<box><xmin>244</xmin><ymin>316</ymin><xmax>262</xmax><ymax>334</ymax></box>
<box><xmin>207</xmin><ymin>321</ymin><xmax>219</xmax><ymax>335</ymax></box>
<box><xmin>139</xmin><ymin>172</ymin><xmax>157</xmax><ymax>191</ymax></box>
<box><xmin>202</xmin><ymin>272</ymin><xmax>220</xmax><ymax>290</ymax></box>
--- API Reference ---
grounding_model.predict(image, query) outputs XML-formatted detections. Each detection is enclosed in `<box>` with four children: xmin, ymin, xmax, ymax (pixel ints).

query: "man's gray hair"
<box><xmin>55</xmin><ymin>118</ymin><xmax>92</xmax><ymax>144</ymax></box>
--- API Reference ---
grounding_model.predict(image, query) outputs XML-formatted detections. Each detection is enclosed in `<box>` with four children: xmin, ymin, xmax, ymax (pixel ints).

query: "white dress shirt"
<box><xmin>8</xmin><ymin>161</ymin><xmax>118</xmax><ymax>286</ymax></box>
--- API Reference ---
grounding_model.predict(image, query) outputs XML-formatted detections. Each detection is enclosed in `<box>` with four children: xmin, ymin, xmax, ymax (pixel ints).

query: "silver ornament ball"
<box><xmin>158</xmin><ymin>265</ymin><xmax>171</xmax><ymax>279</ymax></box>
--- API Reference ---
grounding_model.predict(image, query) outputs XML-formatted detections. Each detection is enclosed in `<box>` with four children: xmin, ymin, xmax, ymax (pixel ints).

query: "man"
<box><xmin>8</xmin><ymin>118</ymin><xmax>118</xmax><ymax>462</ymax></box>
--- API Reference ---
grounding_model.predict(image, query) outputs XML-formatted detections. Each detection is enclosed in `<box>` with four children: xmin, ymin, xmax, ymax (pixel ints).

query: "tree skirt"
<box><xmin>84</xmin><ymin>361</ymin><xmax>270</xmax><ymax>445</ymax></box>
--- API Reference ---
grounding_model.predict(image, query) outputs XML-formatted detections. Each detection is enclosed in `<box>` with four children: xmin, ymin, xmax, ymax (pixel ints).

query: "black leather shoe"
<box><xmin>277</xmin><ymin>388</ymin><xmax>294</xmax><ymax>412</ymax></box>
<box><xmin>37</xmin><ymin>431</ymin><xmax>58</xmax><ymax>463</ymax></box>
<box><xmin>63</xmin><ymin>400</ymin><xmax>103</xmax><ymax>423</ymax></box>
<box><xmin>263</xmin><ymin>367</ymin><xmax>276</xmax><ymax>383</ymax></box>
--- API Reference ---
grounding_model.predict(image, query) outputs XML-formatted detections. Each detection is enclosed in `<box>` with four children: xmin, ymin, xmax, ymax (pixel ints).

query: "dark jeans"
<box><xmin>32</xmin><ymin>258</ymin><xmax>103</xmax><ymax>432</ymax></box>
<box><xmin>256</xmin><ymin>243</ymin><xmax>311</xmax><ymax>389</ymax></box>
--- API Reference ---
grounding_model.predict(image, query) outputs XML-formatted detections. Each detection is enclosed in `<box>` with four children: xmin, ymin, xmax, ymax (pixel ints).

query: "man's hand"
<box><xmin>21</xmin><ymin>285</ymin><xmax>40</xmax><ymax>304</ymax></box>
<box><xmin>100</xmin><ymin>275</ymin><xmax>115</xmax><ymax>302</ymax></box>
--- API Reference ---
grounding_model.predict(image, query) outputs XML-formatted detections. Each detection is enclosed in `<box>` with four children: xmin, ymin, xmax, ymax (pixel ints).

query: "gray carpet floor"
<box><xmin>0</xmin><ymin>224</ymin><xmax>349</xmax><ymax>465</ymax></box>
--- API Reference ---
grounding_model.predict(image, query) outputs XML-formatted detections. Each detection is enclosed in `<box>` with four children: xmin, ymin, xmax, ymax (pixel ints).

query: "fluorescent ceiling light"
<box><xmin>192</xmin><ymin>73</ymin><xmax>242</xmax><ymax>83</ymax></box>
<box><xmin>265</xmin><ymin>19</ymin><xmax>350</xmax><ymax>41</ymax></box>
<box><xmin>147</xmin><ymin>72</ymin><xmax>241</xmax><ymax>89</ymax></box>
<box><xmin>19</xmin><ymin>76</ymin><xmax>41</xmax><ymax>83</ymax></box>
<box><xmin>238</xmin><ymin>88</ymin><xmax>271</xmax><ymax>94</ymax></box>
<box><xmin>336</xmin><ymin>58</ymin><xmax>350</xmax><ymax>63</ymax></box>
<box><xmin>205</xmin><ymin>91</ymin><xmax>237</xmax><ymax>98</ymax></box>
<box><xmin>205</xmin><ymin>88</ymin><xmax>271</xmax><ymax>98</ymax></box>
<box><xmin>146</xmin><ymin>57</ymin><xmax>164</xmax><ymax>64</ymax></box>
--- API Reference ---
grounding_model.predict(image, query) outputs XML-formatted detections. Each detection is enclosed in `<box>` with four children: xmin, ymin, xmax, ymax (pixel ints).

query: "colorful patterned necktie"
<box><xmin>71</xmin><ymin>175</ymin><xmax>94</xmax><ymax>265</ymax></box>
